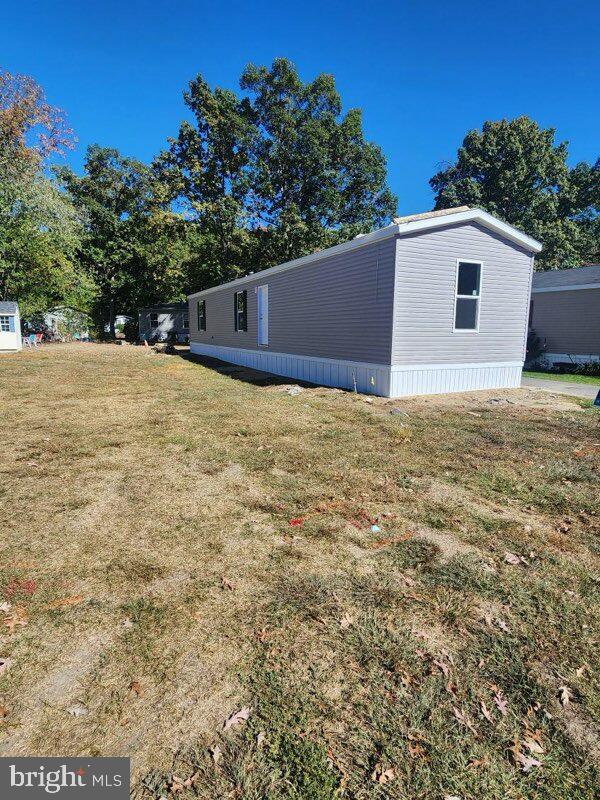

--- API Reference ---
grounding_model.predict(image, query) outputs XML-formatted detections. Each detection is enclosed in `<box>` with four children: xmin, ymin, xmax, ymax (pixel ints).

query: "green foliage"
<box><xmin>57</xmin><ymin>146</ymin><xmax>190</xmax><ymax>335</ymax></box>
<box><xmin>430</xmin><ymin>117</ymin><xmax>599</xmax><ymax>268</ymax></box>
<box><xmin>0</xmin><ymin>71</ymin><xmax>92</xmax><ymax>316</ymax></box>
<box><xmin>157</xmin><ymin>58</ymin><xmax>397</xmax><ymax>287</ymax></box>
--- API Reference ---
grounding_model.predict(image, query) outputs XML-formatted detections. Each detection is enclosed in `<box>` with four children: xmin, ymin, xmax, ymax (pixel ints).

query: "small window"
<box><xmin>197</xmin><ymin>300</ymin><xmax>206</xmax><ymax>331</ymax></box>
<box><xmin>234</xmin><ymin>290</ymin><xmax>247</xmax><ymax>332</ymax></box>
<box><xmin>0</xmin><ymin>315</ymin><xmax>10</xmax><ymax>333</ymax></box>
<box><xmin>454</xmin><ymin>261</ymin><xmax>481</xmax><ymax>331</ymax></box>
<box><xmin>183</xmin><ymin>315</ymin><xmax>189</xmax><ymax>330</ymax></box>
<box><xmin>150</xmin><ymin>312</ymin><xmax>159</xmax><ymax>328</ymax></box>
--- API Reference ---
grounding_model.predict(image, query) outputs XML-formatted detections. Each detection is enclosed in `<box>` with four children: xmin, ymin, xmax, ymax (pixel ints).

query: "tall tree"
<box><xmin>241</xmin><ymin>58</ymin><xmax>396</xmax><ymax>264</ymax></box>
<box><xmin>57</xmin><ymin>145</ymin><xmax>188</xmax><ymax>336</ymax></box>
<box><xmin>430</xmin><ymin>116</ymin><xmax>599</xmax><ymax>268</ymax></box>
<box><xmin>159</xmin><ymin>59</ymin><xmax>397</xmax><ymax>287</ymax></box>
<box><xmin>0</xmin><ymin>71</ymin><xmax>89</xmax><ymax>315</ymax></box>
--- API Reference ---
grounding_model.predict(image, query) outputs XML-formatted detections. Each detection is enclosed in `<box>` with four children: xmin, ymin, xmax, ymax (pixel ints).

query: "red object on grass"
<box><xmin>289</xmin><ymin>517</ymin><xmax>303</xmax><ymax>526</ymax></box>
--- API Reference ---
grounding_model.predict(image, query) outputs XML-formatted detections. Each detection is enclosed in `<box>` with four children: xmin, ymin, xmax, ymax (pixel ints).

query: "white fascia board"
<box><xmin>187</xmin><ymin>209</ymin><xmax>542</xmax><ymax>301</ymax></box>
<box><xmin>532</xmin><ymin>283</ymin><xmax>600</xmax><ymax>293</ymax></box>
<box><xmin>395</xmin><ymin>208</ymin><xmax>543</xmax><ymax>253</ymax></box>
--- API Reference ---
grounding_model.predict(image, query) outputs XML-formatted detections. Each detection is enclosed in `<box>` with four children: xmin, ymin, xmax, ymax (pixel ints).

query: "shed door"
<box><xmin>257</xmin><ymin>285</ymin><xmax>269</xmax><ymax>346</ymax></box>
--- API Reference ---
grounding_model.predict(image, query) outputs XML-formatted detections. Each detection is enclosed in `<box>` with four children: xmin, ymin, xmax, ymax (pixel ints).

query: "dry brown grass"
<box><xmin>0</xmin><ymin>343</ymin><xmax>598</xmax><ymax>799</ymax></box>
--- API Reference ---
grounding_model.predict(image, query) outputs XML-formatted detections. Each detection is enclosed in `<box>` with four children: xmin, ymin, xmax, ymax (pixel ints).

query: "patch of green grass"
<box><xmin>523</xmin><ymin>370</ymin><xmax>600</xmax><ymax>386</ymax></box>
<box><xmin>387</xmin><ymin>538</ymin><xmax>441</xmax><ymax>569</ymax></box>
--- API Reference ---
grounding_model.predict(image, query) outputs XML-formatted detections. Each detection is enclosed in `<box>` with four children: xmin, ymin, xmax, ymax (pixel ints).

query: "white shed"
<box><xmin>0</xmin><ymin>301</ymin><xmax>21</xmax><ymax>352</ymax></box>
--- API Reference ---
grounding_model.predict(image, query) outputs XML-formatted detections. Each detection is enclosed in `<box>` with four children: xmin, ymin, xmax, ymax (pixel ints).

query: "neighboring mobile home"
<box><xmin>188</xmin><ymin>207</ymin><xmax>542</xmax><ymax>397</ymax></box>
<box><xmin>138</xmin><ymin>303</ymin><xmax>189</xmax><ymax>343</ymax></box>
<box><xmin>0</xmin><ymin>301</ymin><xmax>21</xmax><ymax>352</ymax></box>
<box><xmin>529</xmin><ymin>265</ymin><xmax>600</xmax><ymax>367</ymax></box>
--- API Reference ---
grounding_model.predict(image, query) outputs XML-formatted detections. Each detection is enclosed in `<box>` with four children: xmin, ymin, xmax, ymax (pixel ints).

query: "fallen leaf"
<box><xmin>289</xmin><ymin>517</ymin><xmax>303</xmax><ymax>527</ymax></box>
<box><xmin>558</xmin><ymin>685</ymin><xmax>573</xmax><ymax>706</ymax></box>
<box><xmin>371</xmin><ymin>763</ymin><xmax>395</xmax><ymax>784</ymax></box>
<box><xmin>0</xmin><ymin>705</ymin><xmax>7</xmax><ymax>719</ymax></box>
<box><xmin>45</xmin><ymin>595</ymin><xmax>83</xmax><ymax>610</ymax></box>
<box><xmin>182</xmin><ymin>772</ymin><xmax>199</xmax><ymax>788</ymax></box>
<box><xmin>210</xmin><ymin>744</ymin><xmax>223</xmax><ymax>764</ymax></box>
<box><xmin>339</xmin><ymin>613</ymin><xmax>354</xmax><ymax>630</ymax></box>
<box><xmin>408</xmin><ymin>740</ymin><xmax>426</xmax><ymax>759</ymax></box>
<box><xmin>480</xmin><ymin>700</ymin><xmax>493</xmax><ymax>723</ymax></box>
<box><xmin>444</xmin><ymin>796</ymin><xmax>462</xmax><ymax>800</ymax></box>
<box><xmin>467</xmin><ymin>756</ymin><xmax>489</xmax><ymax>770</ymax></box>
<box><xmin>433</xmin><ymin>659</ymin><xmax>450</xmax><ymax>677</ymax></box>
<box><xmin>452</xmin><ymin>706</ymin><xmax>477</xmax><ymax>735</ymax></box>
<box><xmin>220</xmin><ymin>577</ymin><xmax>235</xmax><ymax>591</ymax></box>
<box><xmin>493</xmin><ymin>689</ymin><xmax>508</xmax><ymax>716</ymax></box>
<box><xmin>495</xmin><ymin>618</ymin><xmax>510</xmax><ymax>633</ymax></box>
<box><xmin>400</xmin><ymin>673</ymin><xmax>413</xmax><ymax>689</ymax></box>
<box><xmin>523</xmin><ymin>737</ymin><xmax>544</xmax><ymax>755</ymax></box>
<box><xmin>575</xmin><ymin>665</ymin><xmax>586</xmax><ymax>678</ymax></box>
<box><xmin>256</xmin><ymin>731</ymin><xmax>266</xmax><ymax>746</ymax></box>
<box><xmin>67</xmin><ymin>704</ymin><xmax>88</xmax><ymax>717</ymax></box>
<box><xmin>0</xmin><ymin>657</ymin><xmax>12</xmax><ymax>676</ymax></box>
<box><xmin>504</xmin><ymin>552</ymin><xmax>521</xmax><ymax>565</ymax></box>
<box><xmin>129</xmin><ymin>680</ymin><xmax>143</xmax><ymax>697</ymax></box>
<box><xmin>223</xmin><ymin>706</ymin><xmax>251</xmax><ymax>730</ymax></box>
<box><xmin>3</xmin><ymin>606</ymin><xmax>28</xmax><ymax>634</ymax></box>
<box><xmin>121</xmin><ymin>618</ymin><xmax>134</xmax><ymax>629</ymax></box>
<box><xmin>515</xmin><ymin>751</ymin><xmax>542</xmax><ymax>773</ymax></box>
<box><xmin>0</xmin><ymin>602</ymin><xmax>11</xmax><ymax>614</ymax></box>
<box><xmin>446</xmin><ymin>680</ymin><xmax>458</xmax><ymax>698</ymax></box>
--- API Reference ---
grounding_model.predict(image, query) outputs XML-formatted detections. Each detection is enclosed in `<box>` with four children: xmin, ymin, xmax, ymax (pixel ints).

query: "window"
<box><xmin>454</xmin><ymin>261</ymin><xmax>481</xmax><ymax>331</ymax></box>
<box><xmin>183</xmin><ymin>315</ymin><xmax>189</xmax><ymax>330</ymax></box>
<box><xmin>150</xmin><ymin>312</ymin><xmax>159</xmax><ymax>328</ymax></box>
<box><xmin>234</xmin><ymin>290</ymin><xmax>247</xmax><ymax>332</ymax></box>
<box><xmin>0</xmin><ymin>315</ymin><xmax>10</xmax><ymax>333</ymax></box>
<box><xmin>197</xmin><ymin>300</ymin><xmax>206</xmax><ymax>331</ymax></box>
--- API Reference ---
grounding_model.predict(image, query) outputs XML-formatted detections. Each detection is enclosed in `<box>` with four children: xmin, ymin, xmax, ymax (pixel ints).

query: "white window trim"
<box><xmin>452</xmin><ymin>259</ymin><xmax>483</xmax><ymax>334</ymax></box>
<box><xmin>0</xmin><ymin>315</ymin><xmax>10</xmax><ymax>332</ymax></box>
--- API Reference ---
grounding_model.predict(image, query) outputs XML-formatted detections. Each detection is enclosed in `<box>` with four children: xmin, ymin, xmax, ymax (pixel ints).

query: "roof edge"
<box><xmin>188</xmin><ymin>223</ymin><xmax>399</xmax><ymax>298</ymax></box>
<box><xmin>395</xmin><ymin>208</ymin><xmax>543</xmax><ymax>253</ymax></box>
<box><xmin>188</xmin><ymin>209</ymin><xmax>542</xmax><ymax>299</ymax></box>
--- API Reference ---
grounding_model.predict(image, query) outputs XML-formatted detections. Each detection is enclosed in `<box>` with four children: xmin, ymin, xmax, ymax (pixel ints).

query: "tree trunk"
<box><xmin>108</xmin><ymin>296</ymin><xmax>116</xmax><ymax>339</ymax></box>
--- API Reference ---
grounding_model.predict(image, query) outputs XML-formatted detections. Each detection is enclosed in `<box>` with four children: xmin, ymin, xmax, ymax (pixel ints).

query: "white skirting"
<box><xmin>189</xmin><ymin>341</ymin><xmax>523</xmax><ymax>398</ymax></box>
<box><xmin>389</xmin><ymin>361</ymin><xmax>523</xmax><ymax>397</ymax></box>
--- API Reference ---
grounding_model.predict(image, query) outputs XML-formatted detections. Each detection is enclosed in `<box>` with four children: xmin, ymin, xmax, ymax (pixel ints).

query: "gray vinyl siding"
<box><xmin>139</xmin><ymin>309</ymin><xmax>188</xmax><ymax>336</ymax></box>
<box><xmin>530</xmin><ymin>288</ymin><xmax>600</xmax><ymax>355</ymax></box>
<box><xmin>391</xmin><ymin>222</ymin><xmax>532</xmax><ymax>365</ymax></box>
<box><xmin>189</xmin><ymin>237</ymin><xmax>397</xmax><ymax>364</ymax></box>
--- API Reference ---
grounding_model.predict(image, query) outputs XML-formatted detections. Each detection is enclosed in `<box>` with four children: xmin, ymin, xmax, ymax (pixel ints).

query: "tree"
<box><xmin>159</xmin><ymin>58</ymin><xmax>397</xmax><ymax>287</ymax></box>
<box><xmin>430</xmin><ymin>117</ymin><xmax>599</xmax><ymax>268</ymax></box>
<box><xmin>58</xmin><ymin>145</ymin><xmax>197</xmax><ymax>335</ymax></box>
<box><xmin>0</xmin><ymin>71</ymin><xmax>90</xmax><ymax>316</ymax></box>
<box><xmin>241</xmin><ymin>59</ymin><xmax>396</xmax><ymax>264</ymax></box>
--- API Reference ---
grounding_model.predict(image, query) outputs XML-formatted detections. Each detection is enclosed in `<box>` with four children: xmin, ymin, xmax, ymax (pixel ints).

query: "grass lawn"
<box><xmin>0</xmin><ymin>343</ymin><xmax>598</xmax><ymax>799</ymax></box>
<box><xmin>523</xmin><ymin>370</ymin><xmax>600</xmax><ymax>386</ymax></box>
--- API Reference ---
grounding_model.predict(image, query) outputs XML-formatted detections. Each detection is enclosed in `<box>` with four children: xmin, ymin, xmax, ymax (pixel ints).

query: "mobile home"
<box><xmin>530</xmin><ymin>265</ymin><xmax>600</xmax><ymax>367</ymax></box>
<box><xmin>188</xmin><ymin>207</ymin><xmax>542</xmax><ymax>397</ymax></box>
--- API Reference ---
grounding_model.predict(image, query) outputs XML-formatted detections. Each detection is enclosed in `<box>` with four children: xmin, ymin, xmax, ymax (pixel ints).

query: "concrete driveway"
<box><xmin>522</xmin><ymin>376</ymin><xmax>599</xmax><ymax>400</ymax></box>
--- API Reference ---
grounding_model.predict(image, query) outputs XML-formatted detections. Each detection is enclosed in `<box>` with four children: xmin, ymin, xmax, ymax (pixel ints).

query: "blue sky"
<box><xmin>2</xmin><ymin>0</ymin><xmax>598</xmax><ymax>213</ymax></box>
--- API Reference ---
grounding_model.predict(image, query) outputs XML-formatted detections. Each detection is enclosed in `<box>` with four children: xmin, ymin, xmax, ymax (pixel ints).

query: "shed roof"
<box><xmin>0</xmin><ymin>301</ymin><xmax>18</xmax><ymax>314</ymax></box>
<box><xmin>188</xmin><ymin>207</ymin><xmax>542</xmax><ymax>299</ymax></box>
<box><xmin>138</xmin><ymin>302</ymin><xmax>188</xmax><ymax>312</ymax></box>
<box><xmin>532</xmin><ymin>264</ymin><xmax>600</xmax><ymax>291</ymax></box>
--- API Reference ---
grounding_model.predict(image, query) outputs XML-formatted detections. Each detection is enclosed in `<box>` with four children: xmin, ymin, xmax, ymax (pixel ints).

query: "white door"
<box><xmin>257</xmin><ymin>285</ymin><xmax>269</xmax><ymax>346</ymax></box>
